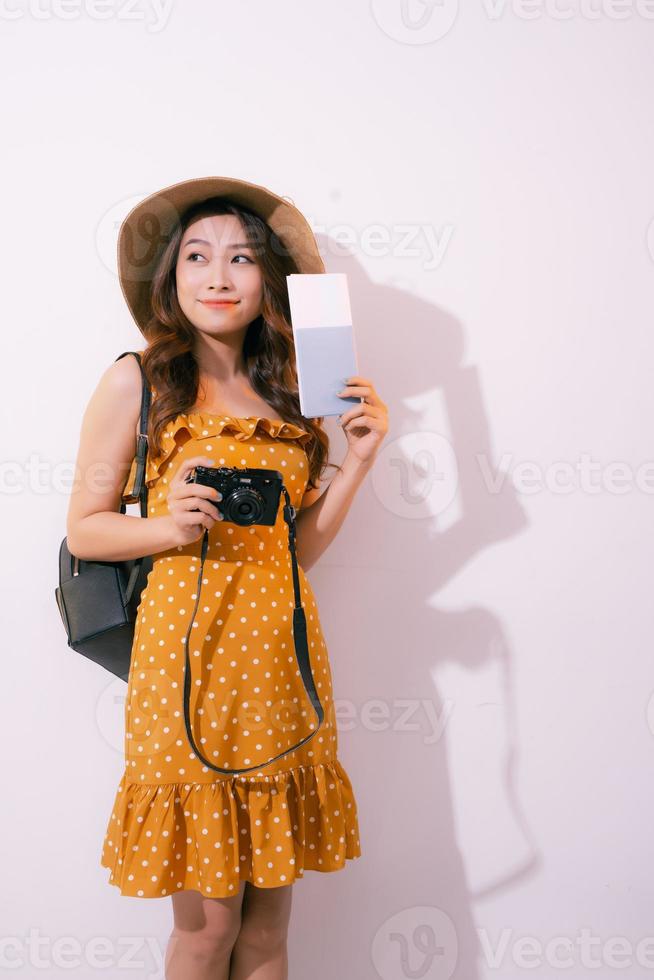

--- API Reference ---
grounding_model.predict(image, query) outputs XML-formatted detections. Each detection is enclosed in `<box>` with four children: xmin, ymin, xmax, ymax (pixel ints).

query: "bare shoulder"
<box><xmin>101</xmin><ymin>350</ymin><xmax>146</xmax><ymax>399</ymax></box>
<box><xmin>92</xmin><ymin>351</ymin><xmax>146</xmax><ymax>430</ymax></box>
<box><xmin>80</xmin><ymin>349</ymin><xmax>147</xmax><ymax>455</ymax></box>
<box><xmin>66</xmin><ymin>352</ymin><xmax>148</xmax><ymax>544</ymax></box>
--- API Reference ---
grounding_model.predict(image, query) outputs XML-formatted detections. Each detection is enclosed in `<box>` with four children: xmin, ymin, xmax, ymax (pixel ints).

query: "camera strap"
<box><xmin>181</xmin><ymin>485</ymin><xmax>325</xmax><ymax>775</ymax></box>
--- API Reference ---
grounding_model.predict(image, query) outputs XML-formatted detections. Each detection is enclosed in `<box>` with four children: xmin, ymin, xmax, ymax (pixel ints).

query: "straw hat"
<box><xmin>117</xmin><ymin>175</ymin><xmax>325</xmax><ymax>334</ymax></box>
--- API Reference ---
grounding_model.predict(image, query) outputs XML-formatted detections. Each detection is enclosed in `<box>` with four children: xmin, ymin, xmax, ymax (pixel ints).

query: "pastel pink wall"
<box><xmin>5</xmin><ymin>2</ymin><xmax>652</xmax><ymax>978</ymax></box>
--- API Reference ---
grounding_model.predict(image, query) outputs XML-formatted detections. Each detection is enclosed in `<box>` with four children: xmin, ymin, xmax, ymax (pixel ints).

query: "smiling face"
<box><xmin>175</xmin><ymin>213</ymin><xmax>264</xmax><ymax>337</ymax></box>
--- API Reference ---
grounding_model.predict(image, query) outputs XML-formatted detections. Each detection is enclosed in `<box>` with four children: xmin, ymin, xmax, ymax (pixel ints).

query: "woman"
<box><xmin>66</xmin><ymin>176</ymin><xmax>388</xmax><ymax>979</ymax></box>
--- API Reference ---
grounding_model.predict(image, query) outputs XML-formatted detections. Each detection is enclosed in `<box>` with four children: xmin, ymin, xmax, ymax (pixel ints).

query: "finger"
<box><xmin>343</xmin><ymin>415</ymin><xmax>381</xmax><ymax>431</ymax></box>
<box><xmin>174</xmin><ymin>508</ymin><xmax>222</xmax><ymax>529</ymax></box>
<box><xmin>177</xmin><ymin>510</ymin><xmax>217</xmax><ymax>531</ymax></box>
<box><xmin>172</xmin><ymin>455</ymin><xmax>217</xmax><ymax>481</ymax></box>
<box><xmin>174</xmin><ymin>497</ymin><xmax>223</xmax><ymax>519</ymax></box>
<box><xmin>338</xmin><ymin>387</ymin><xmax>381</xmax><ymax>405</ymax></box>
<box><xmin>181</xmin><ymin>454</ymin><xmax>216</xmax><ymax>467</ymax></box>
<box><xmin>174</xmin><ymin>482</ymin><xmax>222</xmax><ymax>502</ymax></box>
<box><xmin>339</xmin><ymin>404</ymin><xmax>383</xmax><ymax>425</ymax></box>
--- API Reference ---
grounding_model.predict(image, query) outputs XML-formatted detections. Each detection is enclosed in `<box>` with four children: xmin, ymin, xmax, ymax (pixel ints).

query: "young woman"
<box><xmin>66</xmin><ymin>176</ymin><xmax>388</xmax><ymax>979</ymax></box>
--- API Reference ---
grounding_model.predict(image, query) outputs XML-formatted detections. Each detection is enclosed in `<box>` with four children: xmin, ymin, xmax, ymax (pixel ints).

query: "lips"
<box><xmin>201</xmin><ymin>299</ymin><xmax>239</xmax><ymax>306</ymax></box>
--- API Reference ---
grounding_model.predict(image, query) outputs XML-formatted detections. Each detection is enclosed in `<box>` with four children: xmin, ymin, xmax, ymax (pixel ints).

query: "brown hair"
<box><xmin>138</xmin><ymin>196</ymin><xmax>340</xmax><ymax>490</ymax></box>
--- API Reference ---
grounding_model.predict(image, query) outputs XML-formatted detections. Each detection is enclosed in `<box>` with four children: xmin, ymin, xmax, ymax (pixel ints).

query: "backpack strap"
<box><xmin>115</xmin><ymin>351</ymin><xmax>151</xmax><ymax>519</ymax></box>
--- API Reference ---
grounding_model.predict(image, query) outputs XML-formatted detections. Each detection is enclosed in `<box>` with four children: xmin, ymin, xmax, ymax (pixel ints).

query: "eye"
<box><xmin>186</xmin><ymin>252</ymin><xmax>254</xmax><ymax>263</ymax></box>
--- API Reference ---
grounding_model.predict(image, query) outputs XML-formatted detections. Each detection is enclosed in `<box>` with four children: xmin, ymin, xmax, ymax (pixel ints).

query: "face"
<box><xmin>175</xmin><ymin>214</ymin><xmax>264</xmax><ymax>337</ymax></box>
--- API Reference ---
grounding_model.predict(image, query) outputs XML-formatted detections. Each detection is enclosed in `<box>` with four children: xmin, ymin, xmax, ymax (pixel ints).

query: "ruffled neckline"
<box><xmin>122</xmin><ymin>410</ymin><xmax>312</xmax><ymax>501</ymax></box>
<box><xmin>178</xmin><ymin>411</ymin><xmax>312</xmax><ymax>446</ymax></box>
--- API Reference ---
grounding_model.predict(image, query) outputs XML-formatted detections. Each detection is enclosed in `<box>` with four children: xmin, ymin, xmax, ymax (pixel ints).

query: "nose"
<box><xmin>206</xmin><ymin>258</ymin><xmax>235</xmax><ymax>291</ymax></box>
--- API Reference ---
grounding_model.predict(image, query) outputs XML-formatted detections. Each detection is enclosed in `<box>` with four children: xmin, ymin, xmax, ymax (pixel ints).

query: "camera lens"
<box><xmin>225</xmin><ymin>488</ymin><xmax>264</xmax><ymax>526</ymax></box>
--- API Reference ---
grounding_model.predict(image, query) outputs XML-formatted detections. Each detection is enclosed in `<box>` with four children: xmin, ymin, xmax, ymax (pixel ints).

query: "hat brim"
<box><xmin>117</xmin><ymin>175</ymin><xmax>325</xmax><ymax>334</ymax></box>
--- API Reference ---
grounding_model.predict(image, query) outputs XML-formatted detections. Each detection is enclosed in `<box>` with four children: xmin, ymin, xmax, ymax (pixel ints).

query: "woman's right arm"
<box><xmin>65</xmin><ymin>354</ymin><xmax>221</xmax><ymax>562</ymax></box>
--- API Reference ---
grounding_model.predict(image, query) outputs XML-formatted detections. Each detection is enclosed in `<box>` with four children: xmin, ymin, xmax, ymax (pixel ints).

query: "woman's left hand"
<box><xmin>337</xmin><ymin>375</ymin><xmax>389</xmax><ymax>464</ymax></box>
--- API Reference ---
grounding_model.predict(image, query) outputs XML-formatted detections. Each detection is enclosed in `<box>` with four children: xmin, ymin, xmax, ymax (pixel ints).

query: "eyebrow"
<box><xmin>182</xmin><ymin>238</ymin><xmax>253</xmax><ymax>249</ymax></box>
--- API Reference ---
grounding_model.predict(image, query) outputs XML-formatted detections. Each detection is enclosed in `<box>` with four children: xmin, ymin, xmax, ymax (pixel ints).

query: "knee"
<box><xmin>236</xmin><ymin>919</ymin><xmax>289</xmax><ymax>954</ymax></box>
<box><xmin>169</xmin><ymin>923</ymin><xmax>241</xmax><ymax>966</ymax></box>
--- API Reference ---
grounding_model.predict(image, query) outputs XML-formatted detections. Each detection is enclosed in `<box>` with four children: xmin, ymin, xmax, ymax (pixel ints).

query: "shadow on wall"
<box><xmin>289</xmin><ymin>233</ymin><xmax>537</xmax><ymax>980</ymax></box>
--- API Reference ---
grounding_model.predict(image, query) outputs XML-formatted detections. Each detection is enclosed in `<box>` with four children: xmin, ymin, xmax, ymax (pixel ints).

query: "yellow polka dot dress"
<box><xmin>100</xmin><ymin>411</ymin><xmax>362</xmax><ymax>898</ymax></box>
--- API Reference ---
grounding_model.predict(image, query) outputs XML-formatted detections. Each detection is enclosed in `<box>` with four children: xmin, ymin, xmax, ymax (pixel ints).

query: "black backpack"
<box><xmin>54</xmin><ymin>352</ymin><xmax>152</xmax><ymax>682</ymax></box>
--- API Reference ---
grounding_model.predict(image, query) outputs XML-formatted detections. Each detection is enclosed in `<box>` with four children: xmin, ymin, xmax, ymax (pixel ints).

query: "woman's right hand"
<box><xmin>165</xmin><ymin>455</ymin><xmax>223</xmax><ymax>546</ymax></box>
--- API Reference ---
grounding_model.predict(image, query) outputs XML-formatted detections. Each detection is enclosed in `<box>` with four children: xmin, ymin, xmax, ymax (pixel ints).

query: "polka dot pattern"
<box><xmin>100</xmin><ymin>412</ymin><xmax>362</xmax><ymax>899</ymax></box>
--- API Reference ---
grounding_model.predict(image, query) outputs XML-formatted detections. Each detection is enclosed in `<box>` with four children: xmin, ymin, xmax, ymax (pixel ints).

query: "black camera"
<box><xmin>186</xmin><ymin>465</ymin><xmax>284</xmax><ymax>527</ymax></box>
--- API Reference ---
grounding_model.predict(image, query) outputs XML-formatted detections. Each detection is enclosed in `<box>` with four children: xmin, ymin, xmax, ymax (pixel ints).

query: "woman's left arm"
<box><xmin>295</xmin><ymin>375</ymin><xmax>389</xmax><ymax>572</ymax></box>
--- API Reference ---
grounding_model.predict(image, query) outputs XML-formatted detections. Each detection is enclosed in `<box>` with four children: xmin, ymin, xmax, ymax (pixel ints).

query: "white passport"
<box><xmin>286</xmin><ymin>272</ymin><xmax>360</xmax><ymax>418</ymax></box>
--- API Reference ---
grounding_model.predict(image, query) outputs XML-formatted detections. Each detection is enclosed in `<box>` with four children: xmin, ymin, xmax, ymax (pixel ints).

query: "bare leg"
<box><xmin>229</xmin><ymin>881</ymin><xmax>293</xmax><ymax>980</ymax></box>
<box><xmin>165</xmin><ymin>882</ymin><xmax>247</xmax><ymax>980</ymax></box>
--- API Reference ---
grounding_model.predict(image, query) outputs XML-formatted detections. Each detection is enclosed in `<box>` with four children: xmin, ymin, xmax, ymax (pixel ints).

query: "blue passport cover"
<box><xmin>294</xmin><ymin>324</ymin><xmax>360</xmax><ymax>418</ymax></box>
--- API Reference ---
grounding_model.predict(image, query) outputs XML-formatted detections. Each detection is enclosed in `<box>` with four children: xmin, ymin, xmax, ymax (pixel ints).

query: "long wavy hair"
<box><xmin>138</xmin><ymin>196</ymin><xmax>338</xmax><ymax>491</ymax></box>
